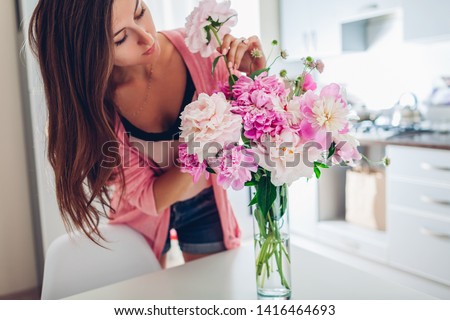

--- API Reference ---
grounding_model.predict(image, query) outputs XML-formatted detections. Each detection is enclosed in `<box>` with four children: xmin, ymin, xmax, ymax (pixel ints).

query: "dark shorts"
<box><xmin>162</xmin><ymin>187</ymin><xmax>225</xmax><ymax>255</ymax></box>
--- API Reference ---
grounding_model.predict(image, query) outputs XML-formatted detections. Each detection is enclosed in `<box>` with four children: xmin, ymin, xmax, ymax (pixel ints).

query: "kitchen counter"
<box><xmin>356</xmin><ymin>131</ymin><xmax>450</xmax><ymax>150</ymax></box>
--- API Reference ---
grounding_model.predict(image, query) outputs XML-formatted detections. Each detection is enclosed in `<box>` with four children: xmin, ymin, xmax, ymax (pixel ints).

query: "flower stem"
<box><xmin>210</xmin><ymin>27</ymin><xmax>235</xmax><ymax>85</ymax></box>
<box><xmin>254</xmin><ymin>185</ymin><xmax>291</xmax><ymax>291</ymax></box>
<box><xmin>267</xmin><ymin>55</ymin><xmax>282</xmax><ymax>70</ymax></box>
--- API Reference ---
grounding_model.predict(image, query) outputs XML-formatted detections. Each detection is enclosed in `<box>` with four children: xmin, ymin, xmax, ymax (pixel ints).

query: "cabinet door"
<box><xmin>312</xmin><ymin>1</ymin><xmax>346</xmax><ymax>57</ymax></box>
<box><xmin>280</xmin><ymin>0</ymin><xmax>344</xmax><ymax>58</ymax></box>
<box><xmin>389</xmin><ymin>209</ymin><xmax>450</xmax><ymax>285</ymax></box>
<box><xmin>280</xmin><ymin>0</ymin><xmax>312</xmax><ymax>59</ymax></box>
<box><xmin>388</xmin><ymin>180</ymin><xmax>450</xmax><ymax>220</ymax></box>
<box><xmin>280</xmin><ymin>0</ymin><xmax>403</xmax><ymax>58</ymax></box>
<box><xmin>404</xmin><ymin>0</ymin><xmax>450</xmax><ymax>41</ymax></box>
<box><xmin>386</xmin><ymin>146</ymin><xmax>450</xmax><ymax>186</ymax></box>
<box><xmin>341</xmin><ymin>0</ymin><xmax>402</xmax><ymax>17</ymax></box>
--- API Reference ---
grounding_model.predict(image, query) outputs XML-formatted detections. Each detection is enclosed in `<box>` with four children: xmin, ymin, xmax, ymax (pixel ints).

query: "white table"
<box><xmin>67</xmin><ymin>243</ymin><xmax>432</xmax><ymax>299</ymax></box>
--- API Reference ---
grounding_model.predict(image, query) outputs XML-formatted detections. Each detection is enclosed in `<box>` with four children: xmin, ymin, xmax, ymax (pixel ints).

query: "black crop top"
<box><xmin>120</xmin><ymin>68</ymin><xmax>195</xmax><ymax>141</ymax></box>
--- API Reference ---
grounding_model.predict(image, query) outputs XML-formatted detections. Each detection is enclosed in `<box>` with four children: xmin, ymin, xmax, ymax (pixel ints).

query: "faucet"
<box><xmin>391</xmin><ymin>92</ymin><xmax>421</xmax><ymax>127</ymax></box>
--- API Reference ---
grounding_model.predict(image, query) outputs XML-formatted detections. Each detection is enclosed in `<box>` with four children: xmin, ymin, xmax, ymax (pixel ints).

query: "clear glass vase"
<box><xmin>252</xmin><ymin>183</ymin><xmax>291</xmax><ymax>300</ymax></box>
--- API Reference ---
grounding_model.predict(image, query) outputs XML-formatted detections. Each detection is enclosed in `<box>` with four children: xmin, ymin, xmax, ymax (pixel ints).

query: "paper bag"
<box><xmin>345</xmin><ymin>168</ymin><xmax>386</xmax><ymax>231</ymax></box>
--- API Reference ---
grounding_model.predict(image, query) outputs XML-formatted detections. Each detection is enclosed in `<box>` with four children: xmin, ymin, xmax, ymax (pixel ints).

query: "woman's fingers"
<box><xmin>219</xmin><ymin>35</ymin><xmax>247</xmax><ymax>70</ymax></box>
<box><xmin>220</xmin><ymin>34</ymin><xmax>235</xmax><ymax>56</ymax></box>
<box><xmin>218</xmin><ymin>34</ymin><xmax>266</xmax><ymax>73</ymax></box>
<box><xmin>228</xmin><ymin>37</ymin><xmax>248</xmax><ymax>70</ymax></box>
<box><xmin>245</xmin><ymin>35</ymin><xmax>266</xmax><ymax>71</ymax></box>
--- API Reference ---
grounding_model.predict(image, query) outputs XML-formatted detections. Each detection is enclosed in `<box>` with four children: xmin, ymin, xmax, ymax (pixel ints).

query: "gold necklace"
<box><xmin>129</xmin><ymin>64</ymin><xmax>153</xmax><ymax>119</ymax></box>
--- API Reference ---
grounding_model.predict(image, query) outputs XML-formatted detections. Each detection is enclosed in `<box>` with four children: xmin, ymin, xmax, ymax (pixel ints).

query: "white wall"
<box><xmin>0</xmin><ymin>0</ymin><xmax>37</xmax><ymax>296</ymax></box>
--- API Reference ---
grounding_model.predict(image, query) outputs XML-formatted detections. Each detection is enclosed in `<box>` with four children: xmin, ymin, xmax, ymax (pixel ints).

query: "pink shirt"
<box><xmin>108</xmin><ymin>29</ymin><xmax>241</xmax><ymax>259</ymax></box>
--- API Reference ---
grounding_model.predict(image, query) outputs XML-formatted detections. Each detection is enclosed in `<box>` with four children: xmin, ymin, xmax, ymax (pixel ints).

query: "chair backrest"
<box><xmin>41</xmin><ymin>224</ymin><xmax>161</xmax><ymax>299</ymax></box>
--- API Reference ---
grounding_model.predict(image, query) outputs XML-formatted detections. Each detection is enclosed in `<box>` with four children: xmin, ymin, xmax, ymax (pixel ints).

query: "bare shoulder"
<box><xmin>157</xmin><ymin>32</ymin><xmax>177</xmax><ymax>64</ymax></box>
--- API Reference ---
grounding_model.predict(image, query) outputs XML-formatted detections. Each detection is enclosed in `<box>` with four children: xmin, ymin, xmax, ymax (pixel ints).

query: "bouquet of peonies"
<box><xmin>179</xmin><ymin>0</ymin><xmax>362</xmax><ymax>297</ymax></box>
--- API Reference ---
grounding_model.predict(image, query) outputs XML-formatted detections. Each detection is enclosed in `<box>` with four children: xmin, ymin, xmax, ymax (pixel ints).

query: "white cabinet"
<box><xmin>279</xmin><ymin>0</ymin><xmax>402</xmax><ymax>58</ymax></box>
<box><xmin>291</xmin><ymin>144</ymin><xmax>450</xmax><ymax>287</ymax></box>
<box><xmin>386</xmin><ymin>145</ymin><xmax>450</xmax><ymax>285</ymax></box>
<box><xmin>339</xmin><ymin>0</ymin><xmax>402</xmax><ymax>52</ymax></box>
<box><xmin>403</xmin><ymin>0</ymin><xmax>450</xmax><ymax>41</ymax></box>
<box><xmin>389</xmin><ymin>209</ymin><xmax>450</xmax><ymax>285</ymax></box>
<box><xmin>290</xmin><ymin>165</ymin><xmax>389</xmax><ymax>263</ymax></box>
<box><xmin>280</xmin><ymin>0</ymin><xmax>343</xmax><ymax>58</ymax></box>
<box><xmin>341</xmin><ymin>0</ymin><xmax>402</xmax><ymax>18</ymax></box>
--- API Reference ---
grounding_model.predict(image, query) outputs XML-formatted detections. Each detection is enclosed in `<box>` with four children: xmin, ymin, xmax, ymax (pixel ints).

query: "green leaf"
<box><xmin>241</xmin><ymin>132</ymin><xmax>251</xmax><ymax>147</ymax></box>
<box><xmin>327</xmin><ymin>142</ymin><xmax>336</xmax><ymax>159</ymax></box>
<box><xmin>248</xmin><ymin>192</ymin><xmax>258</xmax><ymax>206</ymax></box>
<box><xmin>206</xmin><ymin>17</ymin><xmax>221</xmax><ymax>29</ymax></box>
<box><xmin>205</xmin><ymin>167</ymin><xmax>216</xmax><ymax>174</ymax></box>
<box><xmin>204</xmin><ymin>26</ymin><xmax>212</xmax><ymax>45</ymax></box>
<box><xmin>253</xmin><ymin>207</ymin><xmax>267</xmax><ymax>238</ymax></box>
<box><xmin>249</xmin><ymin>68</ymin><xmax>269</xmax><ymax>80</ymax></box>
<box><xmin>253</xmin><ymin>171</ymin><xmax>261</xmax><ymax>183</ymax></box>
<box><xmin>212</xmin><ymin>55</ymin><xmax>222</xmax><ymax>75</ymax></box>
<box><xmin>314</xmin><ymin>166</ymin><xmax>321</xmax><ymax>179</ymax></box>
<box><xmin>280</xmin><ymin>184</ymin><xmax>288</xmax><ymax>217</ymax></box>
<box><xmin>314</xmin><ymin>161</ymin><xmax>329</xmax><ymax>169</ymax></box>
<box><xmin>257</xmin><ymin>174</ymin><xmax>277</xmax><ymax>218</ymax></box>
<box><xmin>244</xmin><ymin>181</ymin><xmax>257</xmax><ymax>187</ymax></box>
<box><xmin>228</xmin><ymin>74</ymin><xmax>238</xmax><ymax>89</ymax></box>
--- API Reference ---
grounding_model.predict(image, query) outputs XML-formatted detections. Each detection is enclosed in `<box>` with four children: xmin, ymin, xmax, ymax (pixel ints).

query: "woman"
<box><xmin>28</xmin><ymin>0</ymin><xmax>266</xmax><ymax>267</ymax></box>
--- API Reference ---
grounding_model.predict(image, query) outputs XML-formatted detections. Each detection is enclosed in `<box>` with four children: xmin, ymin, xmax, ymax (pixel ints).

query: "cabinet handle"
<box><xmin>420</xmin><ymin>195</ymin><xmax>450</xmax><ymax>207</ymax></box>
<box><xmin>421</xmin><ymin>162</ymin><xmax>450</xmax><ymax>172</ymax></box>
<box><xmin>420</xmin><ymin>227</ymin><xmax>450</xmax><ymax>240</ymax></box>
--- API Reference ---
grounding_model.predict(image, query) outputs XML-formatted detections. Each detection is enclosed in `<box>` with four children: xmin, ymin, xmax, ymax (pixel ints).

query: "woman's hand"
<box><xmin>218</xmin><ymin>34</ymin><xmax>266</xmax><ymax>75</ymax></box>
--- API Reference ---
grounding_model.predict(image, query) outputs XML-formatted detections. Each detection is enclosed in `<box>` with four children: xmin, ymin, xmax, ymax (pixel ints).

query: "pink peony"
<box><xmin>286</xmin><ymin>96</ymin><xmax>303</xmax><ymax>125</ymax></box>
<box><xmin>242</xmin><ymin>108</ymin><xmax>287</xmax><ymax>141</ymax></box>
<box><xmin>315</xmin><ymin>59</ymin><xmax>325</xmax><ymax>73</ymax></box>
<box><xmin>180</xmin><ymin>92</ymin><xmax>242</xmax><ymax>161</ymax></box>
<box><xmin>231</xmin><ymin>73</ymin><xmax>288</xmax><ymax>112</ymax></box>
<box><xmin>216</xmin><ymin>144</ymin><xmax>257</xmax><ymax>190</ymax></box>
<box><xmin>251</xmin><ymin>129</ymin><xmax>321</xmax><ymax>186</ymax></box>
<box><xmin>215</xmin><ymin>81</ymin><xmax>233</xmax><ymax>100</ymax></box>
<box><xmin>332</xmin><ymin>134</ymin><xmax>362</xmax><ymax>165</ymax></box>
<box><xmin>185</xmin><ymin>0</ymin><xmax>237</xmax><ymax>58</ymax></box>
<box><xmin>302</xmin><ymin>73</ymin><xmax>317</xmax><ymax>91</ymax></box>
<box><xmin>286</xmin><ymin>97</ymin><xmax>319</xmax><ymax>143</ymax></box>
<box><xmin>300</xmin><ymin>83</ymin><xmax>351</xmax><ymax>135</ymax></box>
<box><xmin>178</xmin><ymin>144</ymin><xmax>209</xmax><ymax>182</ymax></box>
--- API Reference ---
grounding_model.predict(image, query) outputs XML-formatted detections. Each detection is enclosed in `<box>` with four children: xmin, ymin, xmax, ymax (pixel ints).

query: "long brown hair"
<box><xmin>28</xmin><ymin>0</ymin><xmax>124</xmax><ymax>242</ymax></box>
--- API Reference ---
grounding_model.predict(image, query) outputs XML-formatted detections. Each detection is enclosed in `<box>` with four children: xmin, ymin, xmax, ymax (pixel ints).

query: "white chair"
<box><xmin>41</xmin><ymin>224</ymin><xmax>161</xmax><ymax>299</ymax></box>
